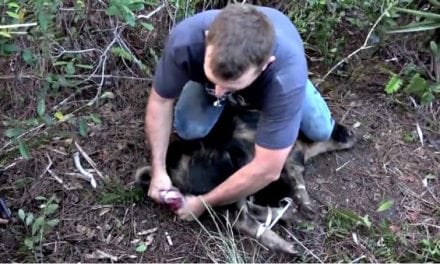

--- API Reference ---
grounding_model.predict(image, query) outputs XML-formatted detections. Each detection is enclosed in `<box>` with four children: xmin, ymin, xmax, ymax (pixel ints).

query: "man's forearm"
<box><xmin>201</xmin><ymin>144</ymin><xmax>292</xmax><ymax>207</ymax></box>
<box><xmin>201</xmin><ymin>161</ymin><xmax>278</xmax><ymax>206</ymax></box>
<box><xmin>145</xmin><ymin>88</ymin><xmax>174</xmax><ymax>173</ymax></box>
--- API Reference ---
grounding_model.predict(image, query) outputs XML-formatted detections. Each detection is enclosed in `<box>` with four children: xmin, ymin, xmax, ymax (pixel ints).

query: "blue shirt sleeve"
<box><xmin>152</xmin><ymin>24</ymin><xmax>193</xmax><ymax>98</ymax></box>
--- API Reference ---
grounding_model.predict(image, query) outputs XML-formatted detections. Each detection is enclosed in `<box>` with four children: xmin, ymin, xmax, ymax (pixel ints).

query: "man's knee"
<box><xmin>174</xmin><ymin>123</ymin><xmax>211</xmax><ymax>140</ymax></box>
<box><xmin>300</xmin><ymin>80</ymin><xmax>334</xmax><ymax>142</ymax></box>
<box><xmin>173</xmin><ymin>81</ymin><xmax>225</xmax><ymax>140</ymax></box>
<box><xmin>303</xmin><ymin>120</ymin><xmax>334</xmax><ymax>142</ymax></box>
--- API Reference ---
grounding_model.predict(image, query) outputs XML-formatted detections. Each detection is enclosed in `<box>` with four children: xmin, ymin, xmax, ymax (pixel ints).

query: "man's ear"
<box><xmin>261</xmin><ymin>56</ymin><xmax>276</xmax><ymax>71</ymax></box>
<box><xmin>205</xmin><ymin>30</ymin><xmax>209</xmax><ymax>37</ymax></box>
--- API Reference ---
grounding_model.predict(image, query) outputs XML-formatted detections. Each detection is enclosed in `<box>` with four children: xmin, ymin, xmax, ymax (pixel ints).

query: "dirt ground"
<box><xmin>1</xmin><ymin>12</ymin><xmax>439</xmax><ymax>264</ymax></box>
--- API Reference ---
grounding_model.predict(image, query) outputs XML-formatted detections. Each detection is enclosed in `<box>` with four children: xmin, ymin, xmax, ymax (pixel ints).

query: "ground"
<box><xmin>0</xmin><ymin>4</ymin><xmax>439</xmax><ymax>263</ymax></box>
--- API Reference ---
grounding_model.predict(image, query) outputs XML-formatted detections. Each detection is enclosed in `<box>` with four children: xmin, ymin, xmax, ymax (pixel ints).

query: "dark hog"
<box><xmin>136</xmin><ymin>101</ymin><xmax>356</xmax><ymax>254</ymax></box>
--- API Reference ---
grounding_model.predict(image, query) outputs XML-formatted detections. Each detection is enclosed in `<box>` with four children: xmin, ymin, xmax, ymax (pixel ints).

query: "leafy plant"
<box><xmin>385</xmin><ymin>73</ymin><xmax>404</xmax><ymax>94</ymax></box>
<box><xmin>0</xmin><ymin>0</ymin><xmax>25</xmax><ymax>56</ymax></box>
<box><xmin>34</xmin><ymin>0</ymin><xmax>60</xmax><ymax>31</ymax></box>
<box><xmin>420</xmin><ymin>237</ymin><xmax>440</xmax><ymax>262</ymax></box>
<box><xmin>100</xmin><ymin>181</ymin><xmax>144</xmax><ymax>205</ymax></box>
<box><xmin>4</xmin><ymin>128</ymin><xmax>31</xmax><ymax>160</ymax></box>
<box><xmin>383</xmin><ymin>2</ymin><xmax>440</xmax><ymax>104</ymax></box>
<box><xmin>18</xmin><ymin>195</ymin><xmax>60</xmax><ymax>253</ymax></box>
<box><xmin>384</xmin><ymin>71</ymin><xmax>440</xmax><ymax>105</ymax></box>
<box><xmin>106</xmin><ymin>0</ymin><xmax>147</xmax><ymax>27</ymax></box>
<box><xmin>387</xmin><ymin>4</ymin><xmax>440</xmax><ymax>33</ymax></box>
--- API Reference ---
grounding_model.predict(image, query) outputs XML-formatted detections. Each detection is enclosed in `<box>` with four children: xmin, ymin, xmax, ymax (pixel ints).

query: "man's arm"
<box><xmin>145</xmin><ymin>88</ymin><xmax>175</xmax><ymax>202</ymax></box>
<box><xmin>201</xmin><ymin>144</ymin><xmax>293</xmax><ymax>206</ymax></box>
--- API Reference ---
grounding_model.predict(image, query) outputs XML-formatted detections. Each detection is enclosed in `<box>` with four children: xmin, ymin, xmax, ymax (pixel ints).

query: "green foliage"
<box><xmin>402</xmin><ymin>131</ymin><xmax>417</xmax><ymax>143</ymax></box>
<box><xmin>387</xmin><ymin>5</ymin><xmax>440</xmax><ymax>33</ymax></box>
<box><xmin>0</xmin><ymin>0</ymin><xmax>24</xmax><ymax>55</ymax></box>
<box><xmin>420</xmin><ymin>237</ymin><xmax>440</xmax><ymax>262</ymax></box>
<box><xmin>384</xmin><ymin>2</ymin><xmax>440</xmax><ymax>104</ymax></box>
<box><xmin>18</xmin><ymin>195</ymin><xmax>60</xmax><ymax>253</ymax></box>
<box><xmin>325</xmin><ymin>208</ymin><xmax>413</xmax><ymax>262</ymax></box>
<box><xmin>385</xmin><ymin>74</ymin><xmax>403</xmax><ymax>94</ymax></box>
<box><xmin>135</xmin><ymin>243</ymin><xmax>148</xmax><ymax>252</ymax></box>
<box><xmin>106</xmin><ymin>0</ymin><xmax>154</xmax><ymax>27</ymax></box>
<box><xmin>111</xmin><ymin>47</ymin><xmax>133</xmax><ymax>62</ymax></box>
<box><xmin>376</xmin><ymin>199</ymin><xmax>394</xmax><ymax>212</ymax></box>
<box><xmin>286</xmin><ymin>0</ymin><xmax>408</xmax><ymax>63</ymax></box>
<box><xmin>326</xmin><ymin>208</ymin><xmax>372</xmax><ymax>237</ymax></box>
<box><xmin>100</xmin><ymin>181</ymin><xmax>144</xmax><ymax>205</ymax></box>
<box><xmin>34</xmin><ymin>0</ymin><xmax>59</xmax><ymax>31</ymax></box>
<box><xmin>385</xmin><ymin>71</ymin><xmax>439</xmax><ymax>105</ymax></box>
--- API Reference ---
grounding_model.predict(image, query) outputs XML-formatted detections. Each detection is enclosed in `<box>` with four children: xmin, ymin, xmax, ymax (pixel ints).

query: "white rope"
<box><xmin>255</xmin><ymin>197</ymin><xmax>293</xmax><ymax>239</ymax></box>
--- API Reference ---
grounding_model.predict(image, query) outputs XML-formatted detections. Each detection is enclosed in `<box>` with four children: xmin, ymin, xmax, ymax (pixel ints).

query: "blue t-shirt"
<box><xmin>153</xmin><ymin>6</ymin><xmax>308</xmax><ymax>150</ymax></box>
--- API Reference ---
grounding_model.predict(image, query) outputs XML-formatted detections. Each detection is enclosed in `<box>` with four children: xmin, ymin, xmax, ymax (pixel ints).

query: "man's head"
<box><xmin>204</xmin><ymin>4</ymin><xmax>276</xmax><ymax>97</ymax></box>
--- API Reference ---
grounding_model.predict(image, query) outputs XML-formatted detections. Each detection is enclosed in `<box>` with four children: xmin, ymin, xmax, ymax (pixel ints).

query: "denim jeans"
<box><xmin>173</xmin><ymin>80</ymin><xmax>334</xmax><ymax>142</ymax></box>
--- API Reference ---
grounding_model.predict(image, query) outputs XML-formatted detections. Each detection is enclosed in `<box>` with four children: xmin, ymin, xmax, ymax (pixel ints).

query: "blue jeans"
<box><xmin>173</xmin><ymin>80</ymin><xmax>334</xmax><ymax>142</ymax></box>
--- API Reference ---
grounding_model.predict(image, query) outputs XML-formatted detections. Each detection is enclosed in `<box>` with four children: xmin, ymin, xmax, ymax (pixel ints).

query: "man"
<box><xmin>145</xmin><ymin>4</ymin><xmax>334</xmax><ymax>221</ymax></box>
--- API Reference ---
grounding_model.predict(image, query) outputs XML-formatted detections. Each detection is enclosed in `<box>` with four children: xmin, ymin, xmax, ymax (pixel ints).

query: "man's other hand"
<box><xmin>176</xmin><ymin>195</ymin><xmax>206</xmax><ymax>221</ymax></box>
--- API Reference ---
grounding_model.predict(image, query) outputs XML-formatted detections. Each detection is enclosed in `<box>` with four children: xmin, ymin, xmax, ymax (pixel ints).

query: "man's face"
<box><xmin>203</xmin><ymin>45</ymin><xmax>265</xmax><ymax>98</ymax></box>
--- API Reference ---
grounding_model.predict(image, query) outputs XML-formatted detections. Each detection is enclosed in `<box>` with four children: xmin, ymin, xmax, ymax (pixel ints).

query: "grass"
<box><xmin>99</xmin><ymin>180</ymin><xmax>144</xmax><ymax>205</ymax></box>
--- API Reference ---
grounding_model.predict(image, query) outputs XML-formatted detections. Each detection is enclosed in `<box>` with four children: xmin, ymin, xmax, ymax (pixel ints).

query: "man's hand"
<box><xmin>148</xmin><ymin>170</ymin><xmax>173</xmax><ymax>203</ymax></box>
<box><xmin>176</xmin><ymin>195</ymin><xmax>206</xmax><ymax>221</ymax></box>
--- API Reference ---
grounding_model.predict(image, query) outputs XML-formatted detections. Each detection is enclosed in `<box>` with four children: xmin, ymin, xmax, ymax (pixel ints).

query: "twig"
<box><xmin>73</xmin><ymin>152</ymin><xmax>97</xmax><ymax>188</ymax></box>
<box><xmin>88</xmin><ymin>26</ymin><xmax>121</xmax><ymax>105</ymax></box>
<box><xmin>416</xmin><ymin>122</ymin><xmax>424</xmax><ymax>147</ymax></box>
<box><xmin>281</xmin><ymin>226</ymin><xmax>324</xmax><ymax>264</ymax></box>
<box><xmin>0</xmin><ymin>124</ymin><xmax>45</xmax><ymax>153</ymax></box>
<box><xmin>335</xmin><ymin>159</ymin><xmax>352</xmax><ymax>172</ymax></box>
<box><xmin>43</xmin><ymin>153</ymin><xmax>79</xmax><ymax>190</ymax></box>
<box><xmin>64</xmin><ymin>74</ymin><xmax>151</xmax><ymax>81</ymax></box>
<box><xmin>165</xmin><ymin>231</ymin><xmax>173</xmax><ymax>246</ymax></box>
<box><xmin>137</xmin><ymin>3</ymin><xmax>165</xmax><ymax>20</ymax></box>
<box><xmin>116</xmin><ymin>35</ymin><xmax>145</xmax><ymax>73</ymax></box>
<box><xmin>317</xmin><ymin>4</ymin><xmax>395</xmax><ymax>85</ymax></box>
<box><xmin>399</xmin><ymin>183</ymin><xmax>436</xmax><ymax>207</ymax></box>
<box><xmin>350</xmin><ymin>255</ymin><xmax>366</xmax><ymax>263</ymax></box>
<box><xmin>74</xmin><ymin>141</ymin><xmax>106</xmax><ymax>180</ymax></box>
<box><xmin>49</xmin><ymin>42</ymin><xmax>102</xmax><ymax>59</ymax></box>
<box><xmin>0</xmin><ymin>22</ymin><xmax>37</xmax><ymax>29</ymax></box>
<box><xmin>410</xmin><ymin>223</ymin><xmax>440</xmax><ymax>229</ymax></box>
<box><xmin>3</xmin><ymin>161</ymin><xmax>19</xmax><ymax>170</ymax></box>
<box><xmin>39</xmin><ymin>152</ymin><xmax>54</xmax><ymax>178</ymax></box>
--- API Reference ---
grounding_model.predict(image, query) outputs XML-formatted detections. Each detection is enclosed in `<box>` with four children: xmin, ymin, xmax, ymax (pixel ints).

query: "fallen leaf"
<box><xmin>376</xmin><ymin>199</ymin><xmax>394</xmax><ymax>212</ymax></box>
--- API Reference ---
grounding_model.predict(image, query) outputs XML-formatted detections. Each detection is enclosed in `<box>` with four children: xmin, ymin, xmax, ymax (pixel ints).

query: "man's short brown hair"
<box><xmin>206</xmin><ymin>4</ymin><xmax>275</xmax><ymax>81</ymax></box>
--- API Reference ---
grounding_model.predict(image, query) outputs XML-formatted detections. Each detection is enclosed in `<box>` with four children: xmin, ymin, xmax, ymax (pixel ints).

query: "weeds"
<box><xmin>192</xmin><ymin>205</ymin><xmax>257</xmax><ymax>263</ymax></box>
<box><xmin>420</xmin><ymin>237</ymin><xmax>440</xmax><ymax>262</ymax></box>
<box><xmin>384</xmin><ymin>2</ymin><xmax>440</xmax><ymax>104</ymax></box>
<box><xmin>17</xmin><ymin>195</ymin><xmax>60</xmax><ymax>261</ymax></box>
<box><xmin>100</xmin><ymin>180</ymin><xmax>144</xmax><ymax>205</ymax></box>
